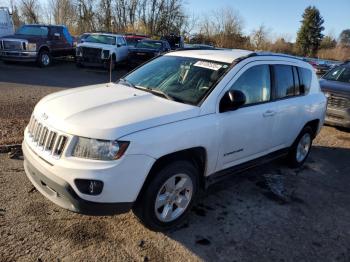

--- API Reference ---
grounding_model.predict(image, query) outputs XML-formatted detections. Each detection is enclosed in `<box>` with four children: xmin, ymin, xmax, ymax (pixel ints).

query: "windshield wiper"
<box><xmin>118</xmin><ymin>80</ymin><xmax>176</xmax><ymax>101</ymax></box>
<box><xmin>134</xmin><ymin>86</ymin><xmax>175</xmax><ymax>101</ymax></box>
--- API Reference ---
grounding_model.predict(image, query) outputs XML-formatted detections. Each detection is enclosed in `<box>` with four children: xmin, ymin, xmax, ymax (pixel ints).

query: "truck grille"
<box><xmin>2</xmin><ymin>40</ymin><xmax>24</xmax><ymax>51</ymax></box>
<box><xmin>328</xmin><ymin>95</ymin><xmax>350</xmax><ymax>110</ymax></box>
<box><xmin>82</xmin><ymin>47</ymin><xmax>102</xmax><ymax>63</ymax></box>
<box><xmin>27</xmin><ymin>116</ymin><xmax>68</xmax><ymax>158</ymax></box>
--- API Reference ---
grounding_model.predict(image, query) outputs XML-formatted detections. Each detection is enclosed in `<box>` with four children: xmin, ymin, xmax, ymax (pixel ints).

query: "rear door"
<box><xmin>216</xmin><ymin>62</ymin><xmax>276</xmax><ymax>171</ymax></box>
<box><xmin>269</xmin><ymin>64</ymin><xmax>306</xmax><ymax>148</ymax></box>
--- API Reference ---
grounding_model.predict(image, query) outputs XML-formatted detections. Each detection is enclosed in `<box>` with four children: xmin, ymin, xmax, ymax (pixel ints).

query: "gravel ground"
<box><xmin>1</xmin><ymin>61</ymin><xmax>350</xmax><ymax>261</ymax></box>
<box><xmin>0</xmin><ymin>60</ymin><xmax>127</xmax><ymax>145</ymax></box>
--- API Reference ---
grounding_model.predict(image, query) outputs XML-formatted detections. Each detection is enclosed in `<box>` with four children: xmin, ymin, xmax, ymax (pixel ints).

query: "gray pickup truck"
<box><xmin>0</xmin><ymin>24</ymin><xmax>75</xmax><ymax>67</ymax></box>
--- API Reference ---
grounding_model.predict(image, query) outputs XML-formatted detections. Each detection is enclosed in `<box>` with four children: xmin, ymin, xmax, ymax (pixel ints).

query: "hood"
<box><xmin>129</xmin><ymin>47</ymin><xmax>159</xmax><ymax>53</ymax></box>
<box><xmin>78</xmin><ymin>42</ymin><xmax>114</xmax><ymax>50</ymax></box>
<box><xmin>33</xmin><ymin>83</ymin><xmax>199</xmax><ymax>140</ymax></box>
<box><xmin>0</xmin><ymin>34</ymin><xmax>43</xmax><ymax>41</ymax></box>
<box><xmin>319</xmin><ymin>79</ymin><xmax>350</xmax><ymax>97</ymax></box>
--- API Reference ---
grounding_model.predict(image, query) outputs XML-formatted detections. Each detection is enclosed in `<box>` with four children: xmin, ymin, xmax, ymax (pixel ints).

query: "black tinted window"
<box><xmin>273</xmin><ymin>65</ymin><xmax>295</xmax><ymax>99</ymax></box>
<box><xmin>230</xmin><ymin>65</ymin><xmax>271</xmax><ymax>105</ymax></box>
<box><xmin>298</xmin><ymin>67</ymin><xmax>312</xmax><ymax>93</ymax></box>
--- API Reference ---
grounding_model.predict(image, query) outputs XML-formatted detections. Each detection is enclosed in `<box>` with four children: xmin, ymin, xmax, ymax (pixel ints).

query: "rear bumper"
<box><xmin>0</xmin><ymin>50</ymin><xmax>38</xmax><ymax>62</ymax></box>
<box><xmin>325</xmin><ymin>107</ymin><xmax>350</xmax><ymax>128</ymax></box>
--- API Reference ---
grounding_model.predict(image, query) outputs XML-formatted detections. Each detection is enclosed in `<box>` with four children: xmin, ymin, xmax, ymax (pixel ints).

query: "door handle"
<box><xmin>263</xmin><ymin>110</ymin><xmax>276</xmax><ymax>117</ymax></box>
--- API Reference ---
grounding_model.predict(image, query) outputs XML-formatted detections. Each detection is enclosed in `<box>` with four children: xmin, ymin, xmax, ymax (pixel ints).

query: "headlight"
<box><xmin>27</xmin><ymin>43</ymin><xmax>36</xmax><ymax>51</ymax></box>
<box><xmin>72</xmin><ymin>137</ymin><xmax>129</xmax><ymax>161</ymax></box>
<box><xmin>76</xmin><ymin>47</ymin><xmax>82</xmax><ymax>56</ymax></box>
<box><xmin>102</xmin><ymin>50</ymin><xmax>110</xmax><ymax>59</ymax></box>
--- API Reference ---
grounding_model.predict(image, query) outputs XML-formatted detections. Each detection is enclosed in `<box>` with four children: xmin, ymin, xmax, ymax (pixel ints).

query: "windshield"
<box><xmin>123</xmin><ymin>56</ymin><xmax>230</xmax><ymax>105</ymax></box>
<box><xmin>136</xmin><ymin>41</ymin><xmax>162</xmax><ymax>50</ymax></box>
<box><xmin>16</xmin><ymin>26</ymin><xmax>48</xmax><ymax>36</ymax></box>
<box><xmin>85</xmin><ymin>34</ymin><xmax>116</xmax><ymax>45</ymax></box>
<box><xmin>323</xmin><ymin>66</ymin><xmax>350</xmax><ymax>83</ymax></box>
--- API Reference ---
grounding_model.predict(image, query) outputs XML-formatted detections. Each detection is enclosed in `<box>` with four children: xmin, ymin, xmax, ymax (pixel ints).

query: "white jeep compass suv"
<box><xmin>23</xmin><ymin>49</ymin><xmax>327</xmax><ymax>230</ymax></box>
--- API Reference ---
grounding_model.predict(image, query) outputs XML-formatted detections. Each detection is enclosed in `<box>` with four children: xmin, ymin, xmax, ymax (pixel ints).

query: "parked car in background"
<box><xmin>128</xmin><ymin>39</ymin><xmax>171</xmax><ymax>67</ymax></box>
<box><xmin>161</xmin><ymin>34</ymin><xmax>184</xmax><ymax>50</ymax></box>
<box><xmin>0</xmin><ymin>7</ymin><xmax>14</xmax><ymax>37</ymax></box>
<box><xmin>76</xmin><ymin>33</ymin><xmax>128</xmax><ymax>69</ymax></box>
<box><xmin>0</xmin><ymin>24</ymin><xmax>75</xmax><ymax>67</ymax></box>
<box><xmin>314</xmin><ymin>61</ymin><xmax>331</xmax><ymax>76</ymax></box>
<box><xmin>182</xmin><ymin>44</ymin><xmax>215</xmax><ymax>50</ymax></box>
<box><xmin>23</xmin><ymin>50</ymin><xmax>326</xmax><ymax>231</ymax></box>
<box><xmin>320</xmin><ymin>62</ymin><xmax>350</xmax><ymax>128</ymax></box>
<box><xmin>124</xmin><ymin>34</ymin><xmax>148</xmax><ymax>48</ymax></box>
<box><xmin>77</xmin><ymin>32</ymin><xmax>90</xmax><ymax>43</ymax></box>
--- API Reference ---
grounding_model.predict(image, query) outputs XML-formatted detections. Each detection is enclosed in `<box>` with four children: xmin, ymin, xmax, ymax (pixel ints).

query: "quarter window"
<box><xmin>298</xmin><ymin>67</ymin><xmax>312</xmax><ymax>94</ymax></box>
<box><xmin>273</xmin><ymin>65</ymin><xmax>295</xmax><ymax>99</ymax></box>
<box><xmin>230</xmin><ymin>65</ymin><xmax>271</xmax><ymax>105</ymax></box>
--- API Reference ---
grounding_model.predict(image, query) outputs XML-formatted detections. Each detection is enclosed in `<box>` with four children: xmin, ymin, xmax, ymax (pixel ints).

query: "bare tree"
<box><xmin>50</xmin><ymin>0</ymin><xmax>76</xmax><ymax>29</ymax></box>
<box><xmin>251</xmin><ymin>24</ymin><xmax>270</xmax><ymax>50</ymax></box>
<box><xmin>20</xmin><ymin>0</ymin><xmax>40</xmax><ymax>24</ymax></box>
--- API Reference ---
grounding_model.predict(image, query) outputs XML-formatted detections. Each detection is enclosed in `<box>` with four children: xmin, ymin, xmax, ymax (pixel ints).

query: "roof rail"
<box><xmin>251</xmin><ymin>51</ymin><xmax>302</xmax><ymax>61</ymax></box>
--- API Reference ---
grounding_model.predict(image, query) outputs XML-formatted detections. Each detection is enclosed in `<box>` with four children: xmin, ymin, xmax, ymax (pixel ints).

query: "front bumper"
<box><xmin>325</xmin><ymin>107</ymin><xmax>350</xmax><ymax>128</ymax></box>
<box><xmin>76</xmin><ymin>56</ymin><xmax>109</xmax><ymax>68</ymax></box>
<box><xmin>0</xmin><ymin>50</ymin><xmax>38</xmax><ymax>62</ymax></box>
<box><xmin>22</xmin><ymin>139</ymin><xmax>155</xmax><ymax>215</ymax></box>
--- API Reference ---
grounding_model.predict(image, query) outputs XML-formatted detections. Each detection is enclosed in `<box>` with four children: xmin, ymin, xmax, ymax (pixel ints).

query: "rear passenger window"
<box><xmin>230</xmin><ymin>65</ymin><xmax>271</xmax><ymax>105</ymax></box>
<box><xmin>273</xmin><ymin>65</ymin><xmax>295</xmax><ymax>99</ymax></box>
<box><xmin>298</xmin><ymin>67</ymin><xmax>312</xmax><ymax>94</ymax></box>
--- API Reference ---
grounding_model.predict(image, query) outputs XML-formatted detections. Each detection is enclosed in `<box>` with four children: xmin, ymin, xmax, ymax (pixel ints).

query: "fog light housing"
<box><xmin>75</xmin><ymin>179</ymin><xmax>104</xmax><ymax>195</ymax></box>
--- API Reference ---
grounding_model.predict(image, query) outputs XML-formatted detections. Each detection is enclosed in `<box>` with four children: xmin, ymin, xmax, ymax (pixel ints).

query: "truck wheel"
<box><xmin>287</xmin><ymin>126</ymin><xmax>313</xmax><ymax>168</ymax></box>
<box><xmin>133</xmin><ymin>161</ymin><xmax>198</xmax><ymax>231</ymax></box>
<box><xmin>37</xmin><ymin>50</ymin><xmax>51</xmax><ymax>67</ymax></box>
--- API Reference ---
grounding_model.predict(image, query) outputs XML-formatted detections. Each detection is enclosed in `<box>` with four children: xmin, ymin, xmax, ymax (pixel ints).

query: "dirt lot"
<box><xmin>1</xmin><ymin>61</ymin><xmax>350</xmax><ymax>261</ymax></box>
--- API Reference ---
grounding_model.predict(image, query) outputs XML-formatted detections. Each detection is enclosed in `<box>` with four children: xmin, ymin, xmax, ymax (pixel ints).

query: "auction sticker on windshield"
<box><xmin>194</xmin><ymin>61</ymin><xmax>223</xmax><ymax>71</ymax></box>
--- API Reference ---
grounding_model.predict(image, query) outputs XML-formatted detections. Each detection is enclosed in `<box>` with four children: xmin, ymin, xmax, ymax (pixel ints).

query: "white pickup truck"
<box><xmin>23</xmin><ymin>49</ymin><xmax>327</xmax><ymax>230</ymax></box>
<box><xmin>0</xmin><ymin>7</ymin><xmax>14</xmax><ymax>37</ymax></box>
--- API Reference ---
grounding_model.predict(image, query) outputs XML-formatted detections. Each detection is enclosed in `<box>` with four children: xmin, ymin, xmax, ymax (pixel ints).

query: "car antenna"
<box><xmin>109</xmin><ymin>54</ymin><xmax>112</xmax><ymax>83</ymax></box>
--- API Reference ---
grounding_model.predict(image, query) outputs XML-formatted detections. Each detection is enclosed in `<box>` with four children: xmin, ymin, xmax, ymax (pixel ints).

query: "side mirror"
<box><xmin>219</xmin><ymin>90</ymin><xmax>246</xmax><ymax>113</ymax></box>
<box><xmin>54</xmin><ymin>33</ymin><xmax>60</xmax><ymax>39</ymax></box>
<box><xmin>116</xmin><ymin>43</ymin><xmax>121</xmax><ymax>47</ymax></box>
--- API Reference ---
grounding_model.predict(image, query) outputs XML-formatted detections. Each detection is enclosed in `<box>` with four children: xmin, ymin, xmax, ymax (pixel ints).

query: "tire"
<box><xmin>287</xmin><ymin>126</ymin><xmax>313</xmax><ymax>168</ymax></box>
<box><xmin>133</xmin><ymin>160</ymin><xmax>199</xmax><ymax>231</ymax></box>
<box><xmin>37</xmin><ymin>50</ymin><xmax>52</xmax><ymax>67</ymax></box>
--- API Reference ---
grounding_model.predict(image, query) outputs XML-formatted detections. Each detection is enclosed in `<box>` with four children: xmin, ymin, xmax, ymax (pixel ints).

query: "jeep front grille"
<box><xmin>328</xmin><ymin>95</ymin><xmax>350</xmax><ymax>110</ymax></box>
<box><xmin>27</xmin><ymin>116</ymin><xmax>68</xmax><ymax>158</ymax></box>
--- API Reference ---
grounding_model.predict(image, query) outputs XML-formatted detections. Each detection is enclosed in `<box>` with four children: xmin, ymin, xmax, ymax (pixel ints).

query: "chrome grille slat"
<box><xmin>26</xmin><ymin>117</ymin><xmax>68</xmax><ymax>158</ymax></box>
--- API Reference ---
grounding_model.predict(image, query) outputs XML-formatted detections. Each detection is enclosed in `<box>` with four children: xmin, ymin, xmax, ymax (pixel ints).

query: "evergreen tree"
<box><xmin>296</xmin><ymin>6</ymin><xmax>324</xmax><ymax>57</ymax></box>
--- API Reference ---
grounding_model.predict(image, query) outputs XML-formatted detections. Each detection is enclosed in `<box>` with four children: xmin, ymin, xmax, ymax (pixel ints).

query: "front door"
<box><xmin>216</xmin><ymin>63</ymin><xmax>276</xmax><ymax>171</ymax></box>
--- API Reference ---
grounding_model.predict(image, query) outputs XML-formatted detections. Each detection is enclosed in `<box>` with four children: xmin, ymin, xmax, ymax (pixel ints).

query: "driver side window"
<box><xmin>230</xmin><ymin>65</ymin><xmax>271</xmax><ymax>105</ymax></box>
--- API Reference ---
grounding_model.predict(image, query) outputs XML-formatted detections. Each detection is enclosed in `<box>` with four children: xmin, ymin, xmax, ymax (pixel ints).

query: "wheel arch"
<box><xmin>135</xmin><ymin>147</ymin><xmax>207</xmax><ymax>203</ymax></box>
<box><xmin>303</xmin><ymin>119</ymin><xmax>320</xmax><ymax>138</ymax></box>
<box><xmin>38</xmin><ymin>45</ymin><xmax>50</xmax><ymax>53</ymax></box>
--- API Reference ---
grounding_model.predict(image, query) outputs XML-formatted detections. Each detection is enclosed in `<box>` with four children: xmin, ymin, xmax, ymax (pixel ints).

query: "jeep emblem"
<box><xmin>41</xmin><ymin>113</ymin><xmax>48</xmax><ymax>120</ymax></box>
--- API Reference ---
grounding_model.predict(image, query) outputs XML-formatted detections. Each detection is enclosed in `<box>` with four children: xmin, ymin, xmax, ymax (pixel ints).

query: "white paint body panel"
<box><xmin>23</xmin><ymin>50</ymin><xmax>327</xmax><ymax>205</ymax></box>
<box><xmin>77</xmin><ymin>34</ymin><xmax>128</xmax><ymax>62</ymax></box>
<box><xmin>0</xmin><ymin>7</ymin><xmax>14</xmax><ymax>37</ymax></box>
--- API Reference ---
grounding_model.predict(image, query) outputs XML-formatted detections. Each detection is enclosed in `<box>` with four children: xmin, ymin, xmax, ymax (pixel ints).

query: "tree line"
<box><xmin>7</xmin><ymin>0</ymin><xmax>350</xmax><ymax>61</ymax></box>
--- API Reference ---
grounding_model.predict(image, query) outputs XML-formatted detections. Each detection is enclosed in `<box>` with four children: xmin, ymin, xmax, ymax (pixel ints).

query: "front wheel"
<box><xmin>287</xmin><ymin>126</ymin><xmax>313</xmax><ymax>168</ymax></box>
<box><xmin>37</xmin><ymin>50</ymin><xmax>52</xmax><ymax>67</ymax></box>
<box><xmin>133</xmin><ymin>161</ymin><xmax>199</xmax><ymax>231</ymax></box>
